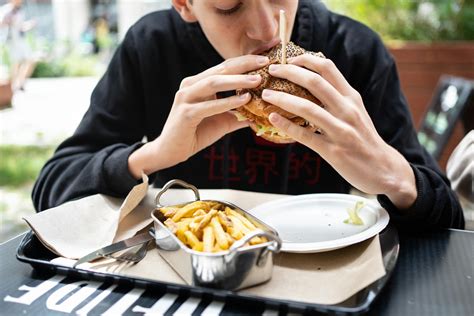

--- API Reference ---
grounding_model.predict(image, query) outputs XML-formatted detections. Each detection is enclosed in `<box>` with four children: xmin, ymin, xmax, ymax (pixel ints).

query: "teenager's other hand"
<box><xmin>262</xmin><ymin>54</ymin><xmax>417</xmax><ymax>209</ymax></box>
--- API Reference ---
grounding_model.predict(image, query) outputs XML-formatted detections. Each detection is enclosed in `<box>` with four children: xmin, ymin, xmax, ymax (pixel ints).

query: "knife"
<box><xmin>73</xmin><ymin>231</ymin><xmax>154</xmax><ymax>268</ymax></box>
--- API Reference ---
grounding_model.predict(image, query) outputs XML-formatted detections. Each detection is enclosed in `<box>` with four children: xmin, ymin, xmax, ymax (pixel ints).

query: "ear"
<box><xmin>172</xmin><ymin>0</ymin><xmax>197</xmax><ymax>23</ymax></box>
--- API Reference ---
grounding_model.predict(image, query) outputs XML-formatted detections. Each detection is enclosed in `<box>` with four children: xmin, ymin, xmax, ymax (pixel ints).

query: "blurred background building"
<box><xmin>51</xmin><ymin>0</ymin><xmax>172</xmax><ymax>43</ymax></box>
<box><xmin>1</xmin><ymin>0</ymin><xmax>171</xmax><ymax>56</ymax></box>
<box><xmin>2</xmin><ymin>0</ymin><xmax>171</xmax><ymax>40</ymax></box>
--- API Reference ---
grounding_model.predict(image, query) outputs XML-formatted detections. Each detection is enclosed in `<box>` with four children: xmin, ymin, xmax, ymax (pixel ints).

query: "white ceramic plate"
<box><xmin>248</xmin><ymin>194</ymin><xmax>390</xmax><ymax>253</ymax></box>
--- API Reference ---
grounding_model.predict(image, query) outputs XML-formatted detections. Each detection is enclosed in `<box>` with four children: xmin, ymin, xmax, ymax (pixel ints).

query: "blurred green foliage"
<box><xmin>325</xmin><ymin>0</ymin><xmax>474</xmax><ymax>42</ymax></box>
<box><xmin>1</xmin><ymin>31</ymin><xmax>104</xmax><ymax>78</ymax></box>
<box><xmin>32</xmin><ymin>54</ymin><xmax>99</xmax><ymax>78</ymax></box>
<box><xmin>0</xmin><ymin>45</ymin><xmax>10</xmax><ymax>67</ymax></box>
<box><xmin>0</xmin><ymin>146</ymin><xmax>54</xmax><ymax>188</ymax></box>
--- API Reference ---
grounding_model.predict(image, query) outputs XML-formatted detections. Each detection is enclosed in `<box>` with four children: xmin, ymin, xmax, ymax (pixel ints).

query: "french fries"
<box><xmin>160</xmin><ymin>206</ymin><xmax>179</xmax><ymax>218</ymax></box>
<box><xmin>203</xmin><ymin>226</ymin><xmax>215</xmax><ymax>252</ymax></box>
<box><xmin>184</xmin><ymin>231</ymin><xmax>203</xmax><ymax>251</ymax></box>
<box><xmin>159</xmin><ymin>201</ymin><xmax>265</xmax><ymax>253</ymax></box>
<box><xmin>171</xmin><ymin>201</ymin><xmax>210</xmax><ymax>221</ymax></box>
<box><xmin>211</xmin><ymin>216</ymin><xmax>229</xmax><ymax>249</ymax></box>
<box><xmin>225</xmin><ymin>207</ymin><xmax>256</xmax><ymax>230</ymax></box>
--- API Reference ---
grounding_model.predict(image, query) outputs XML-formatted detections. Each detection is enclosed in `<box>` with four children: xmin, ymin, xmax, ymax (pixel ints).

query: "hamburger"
<box><xmin>236</xmin><ymin>42</ymin><xmax>325</xmax><ymax>144</ymax></box>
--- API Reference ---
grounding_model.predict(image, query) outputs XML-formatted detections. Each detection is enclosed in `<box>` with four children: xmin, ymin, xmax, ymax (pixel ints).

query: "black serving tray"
<box><xmin>16</xmin><ymin>225</ymin><xmax>399</xmax><ymax>315</ymax></box>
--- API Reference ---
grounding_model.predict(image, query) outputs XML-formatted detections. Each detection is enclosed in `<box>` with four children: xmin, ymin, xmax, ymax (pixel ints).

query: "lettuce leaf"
<box><xmin>256</xmin><ymin>124</ymin><xmax>288</xmax><ymax>137</ymax></box>
<box><xmin>343</xmin><ymin>201</ymin><xmax>365</xmax><ymax>225</ymax></box>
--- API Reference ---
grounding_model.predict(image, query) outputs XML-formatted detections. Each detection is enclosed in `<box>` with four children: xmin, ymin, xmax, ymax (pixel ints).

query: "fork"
<box><xmin>103</xmin><ymin>240</ymin><xmax>150</xmax><ymax>264</ymax></box>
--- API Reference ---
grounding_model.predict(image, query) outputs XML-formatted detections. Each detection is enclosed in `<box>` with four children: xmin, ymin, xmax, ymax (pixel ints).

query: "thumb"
<box><xmin>221</xmin><ymin>112</ymin><xmax>250</xmax><ymax>134</ymax></box>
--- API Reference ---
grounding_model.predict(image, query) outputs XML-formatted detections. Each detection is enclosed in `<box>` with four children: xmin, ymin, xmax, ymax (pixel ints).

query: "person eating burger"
<box><xmin>32</xmin><ymin>0</ymin><xmax>464</xmax><ymax>231</ymax></box>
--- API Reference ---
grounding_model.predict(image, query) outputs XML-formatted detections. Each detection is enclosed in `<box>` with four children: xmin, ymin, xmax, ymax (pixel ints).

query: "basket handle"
<box><xmin>228</xmin><ymin>229</ymin><xmax>282</xmax><ymax>254</ymax></box>
<box><xmin>155</xmin><ymin>179</ymin><xmax>200</xmax><ymax>208</ymax></box>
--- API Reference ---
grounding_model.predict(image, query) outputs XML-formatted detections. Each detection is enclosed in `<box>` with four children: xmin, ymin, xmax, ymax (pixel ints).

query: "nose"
<box><xmin>245</xmin><ymin>4</ymin><xmax>278</xmax><ymax>42</ymax></box>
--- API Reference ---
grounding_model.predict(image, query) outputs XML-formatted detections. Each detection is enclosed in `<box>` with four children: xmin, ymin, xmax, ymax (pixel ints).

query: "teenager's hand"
<box><xmin>128</xmin><ymin>55</ymin><xmax>269</xmax><ymax>177</ymax></box>
<box><xmin>261</xmin><ymin>54</ymin><xmax>417</xmax><ymax>209</ymax></box>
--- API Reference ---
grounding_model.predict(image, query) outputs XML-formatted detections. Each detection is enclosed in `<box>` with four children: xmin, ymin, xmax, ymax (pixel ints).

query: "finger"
<box><xmin>184</xmin><ymin>74</ymin><xmax>261</xmax><ymax>102</ymax></box>
<box><xmin>183</xmin><ymin>55</ymin><xmax>269</xmax><ymax>87</ymax></box>
<box><xmin>185</xmin><ymin>93</ymin><xmax>252</xmax><ymax>121</ymax></box>
<box><xmin>288</xmin><ymin>54</ymin><xmax>353</xmax><ymax>96</ymax></box>
<box><xmin>261</xmin><ymin>89</ymin><xmax>342</xmax><ymax>133</ymax></box>
<box><xmin>197</xmin><ymin>112</ymin><xmax>250</xmax><ymax>146</ymax></box>
<box><xmin>208</xmin><ymin>112</ymin><xmax>250</xmax><ymax>134</ymax></box>
<box><xmin>268</xmin><ymin>63</ymin><xmax>346</xmax><ymax>112</ymax></box>
<box><xmin>268</xmin><ymin>112</ymin><xmax>326</xmax><ymax>151</ymax></box>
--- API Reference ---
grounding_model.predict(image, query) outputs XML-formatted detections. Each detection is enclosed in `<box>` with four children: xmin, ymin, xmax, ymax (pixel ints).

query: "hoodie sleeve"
<box><xmin>32</xmin><ymin>30</ymin><xmax>147</xmax><ymax>212</ymax></box>
<box><xmin>364</xmin><ymin>57</ymin><xmax>465</xmax><ymax>231</ymax></box>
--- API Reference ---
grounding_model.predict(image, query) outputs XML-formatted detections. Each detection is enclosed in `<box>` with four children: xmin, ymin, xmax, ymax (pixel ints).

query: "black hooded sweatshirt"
<box><xmin>32</xmin><ymin>0</ymin><xmax>464</xmax><ymax>231</ymax></box>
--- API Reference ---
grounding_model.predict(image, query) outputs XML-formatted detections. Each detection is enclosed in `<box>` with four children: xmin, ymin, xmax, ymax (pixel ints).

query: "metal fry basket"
<box><xmin>150</xmin><ymin>179</ymin><xmax>281</xmax><ymax>290</ymax></box>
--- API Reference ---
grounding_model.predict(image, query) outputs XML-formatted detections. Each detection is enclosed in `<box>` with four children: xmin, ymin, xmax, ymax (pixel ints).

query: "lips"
<box><xmin>249</xmin><ymin>38</ymin><xmax>281</xmax><ymax>55</ymax></box>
